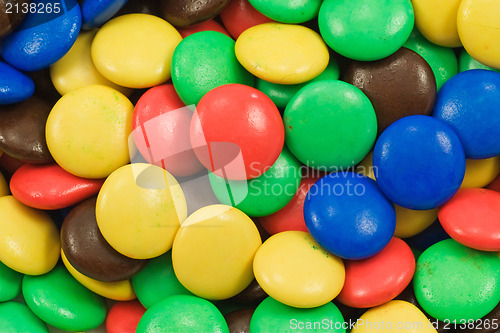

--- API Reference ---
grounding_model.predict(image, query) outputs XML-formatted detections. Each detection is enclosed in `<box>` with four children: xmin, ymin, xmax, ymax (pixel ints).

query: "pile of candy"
<box><xmin>1</xmin><ymin>0</ymin><xmax>500</xmax><ymax>332</ymax></box>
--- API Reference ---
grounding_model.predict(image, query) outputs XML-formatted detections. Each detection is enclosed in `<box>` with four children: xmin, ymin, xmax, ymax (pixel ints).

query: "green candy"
<box><xmin>171</xmin><ymin>31</ymin><xmax>254</xmax><ymax>106</ymax></box>
<box><xmin>284</xmin><ymin>80</ymin><xmax>377</xmax><ymax>171</ymax></box>
<box><xmin>22</xmin><ymin>265</ymin><xmax>107</xmax><ymax>332</ymax></box>
<box><xmin>403</xmin><ymin>28</ymin><xmax>458</xmax><ymax>90</ymax></box>
<box><xmin>132</xmin><ymin>251</ymin><xmax>192</xmax><ymax>308</ymax></box>
<box><xmin>458</xmin><ymin>48</ymin><xmax>500</xmax><ymax>73</ymax></box>
<box><xmin>250</xmin><ymin>297</ymin><xmax>345</xmax><ymax>333</ymax></box>
<box><xmin>257</xmin><ymin>60</ymin><xmax>340</xmax><ymax>109</ymax></box>
<box><xmin>0</xmin><ymin>302</ymin><xmax>48</xmax><ymax>333</ymax></box>
<box><xmin>137</xmin><ymin>295</ymin><xmax>229</xmax><ymax>333</ymax></box>
<box><xmin>248</xmin><ymin>0</ymin><xmax>322</xmax><ymax>23</ymax></box>
<box><xmin>318</xmin><ymin>0</ymin><xmax>414</xmax><ymax>61</ymax></box>
<box><xmin>413</xmin><ymin>239</ymin><xmax>500</xmax><ymax>321</ymax></box>
<box><xmin>0</xmin><ymin>260</ymin><xmax>23</xmax><ymax>302</ymax></box>
<box><xmin>209</xmin><ymin>147</ymin><xmax>302</xmax><ymax>217</ymax></box>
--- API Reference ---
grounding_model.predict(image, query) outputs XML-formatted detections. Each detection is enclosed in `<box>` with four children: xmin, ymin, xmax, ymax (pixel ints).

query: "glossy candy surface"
<box><xmin>0</xmin><ymin>260</ymin><xmax>23</xmax><ymax>302</ymax></box>
<box><xmin>106</xmin><ymin>300</ymin><xmax>146</xmax><ymax>333</ymax></box>
<box><xmin>220</xmin><ymin>0</ymin><xmax>274</xmax><ymax>39</ymax></box>
<box><xmin>160</xmin><ymin>0</ymin><xmax>230</xmax><ymax>27</ymax></box>
<box><xmin>0</xmin><ymin>301</ymin><xmax>48</xmax><ymax>333</ymax></box>
<box><xmin>81</xmin><ymin>0</ymin><xmax>128</xmax><ymax>29</ymax></box>
<box><xmin>248</xmin><ymin>0</ymin><xmax>322</xmax><ymax>24</ymax></box>
<box><xmin>0</xmin><ymin>61</ymin><xmax>35</xmax><ymax>104</ymax></box>
<box><xmin>0</xmin><ymin>0</ymin><xmax>29</xmax><ymax>38</ymax></box>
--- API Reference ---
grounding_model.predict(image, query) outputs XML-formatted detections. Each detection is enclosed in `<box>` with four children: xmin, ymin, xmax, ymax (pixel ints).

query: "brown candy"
<box><xmin>61</xmin><ymin>197</ymin><xmax>147</xmax><ymax>282</ymax></box>
<box><xmin>224</xmin><ymin>309</ymin><xmax>254</xmax><ymax>333</ymax></box>
<box><xmin>229</xmin><ymin>279</ymin><xmax>267</xmax><ymax>305</ymax></box>
<box><xmin>0</xmin><ymin>95</ymin><xmax>53</xmax><ymax>163</ymax></box>
<box><xmin>160</xmin><ymin>0</ymin><xmax>230</xmax><ymax>27</ymax></box>
<box><xmin>343</xmin><ymin>47</ymin><xmax>436</xmax><ymax>134</ymax></box>
<box><xmin>0</xmin><ymin>0</ymin><xmax>29</xmax><ymax>38</ymax></box>
<box><xmin>115</xmin><ymin>0</ymin><xmax>162</xmax><ymax>16</ymax></box>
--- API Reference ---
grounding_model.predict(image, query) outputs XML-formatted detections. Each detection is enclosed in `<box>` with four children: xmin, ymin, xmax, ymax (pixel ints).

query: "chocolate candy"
<box><xmin>220</xmin><ymin>0</ymin><xmax>274</xmax><ymax>39</ymax></box>
<box><xmin>160</xmin><ymin>0</ymin><xmax>230</xmax><ymax>27</ymax></box>
<box><xmin>0</xmin><ymin>0</ymin><xmax>29</xmax><ymax>38</ymax></box>
<box><xmin>106</xmin><ymin>300</ymin><xmax>146</xmax><ymax>333</ymax></box>
<box><xmin>0</xmin><ymin>61</ymin><xmax>35</xmax><ymax>104</ymax></box>
<box><xmin>224</xmin><ymin>309</ymin><xmax>254</xmax><ymax>333</ymax></box>
<box><xmin>248</xmin><ymin>0</ymin><xmax>322</xmax><ymax>24</ymax></box>
<box><xmin>0</xmin><ymin>301</ymin><xmax>48</xmax><ymax>333</ymax></box>
<box><xmin>0</xmin><ymin>260</ymin><xmax>23</xmax><ymax>302</ymax></box>
<box><xmin>229</xmin><ymin>280</ymin><xmax>267</xmax><ymax>305</ymax></box>
<box><xmin>81</xmin><ymin>0</ymin><xmax>128</xmax><ymax>29</ymax></box>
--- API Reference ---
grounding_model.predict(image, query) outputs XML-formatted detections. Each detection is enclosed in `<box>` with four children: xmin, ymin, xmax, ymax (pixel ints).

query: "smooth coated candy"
<box><xmin>248</xmin><ymin>0</ymin><xmax>322</xmax><ymax>24</ymax></box>
<box><xmin>284</xmin><ymin>81</ymin><xmax>377</xmax><ymax>170</ymax></box>
<box><xmin>304</xmin><ymin>173</ymin><xmax>396</xmax><ymax>260</ymax></box>
<box><xmin>318</xmin><ymin>0</ymin><xmax>414</xmax><ymax>61</ymax></box>
<box><xmin>253</xmin><ymin>231</ymin><xmax>345</xmax><ymax>308</ymax></box>
<box><xmin>136</xmin><ymin>295</ymin><xmax>229</xmax><ymax>333</ymax></box>
<box><xmin>220</xmin><ymin>0</ymin><xmax>274</xmax><ymax>39</ymax></box>
<box><xmin>0</xmin><ymin>260</ymin><xmax>23</xmax><ymax>302</ymax></box>
<box><xmin>0</xmin><ymin>61</ymin><xmax>35</xmax><ymax>104</ymax></box>
<box><xmin>171</xmin><ymin>31</ymin><xmax>254</xmax><ymax>106</ymax></box>
<box><xmin>394</xmin><ymin>205</ymin><xmax>437</xmax><ymax>239</ymax></box>
<box><xmin>82</xmin><ymin>0</ymin><xmax>128</xmax><ymax>29</ymax></box>
<box><xmin>0</xmin><ymin>301</ymin><xmax>48</xmax><ymax>333</ymax></box>
<box><xmin>172</xmin><ymin>205</ymin><xmax>261</xmax><ymax>300</ymax></box>
<box><xmin>438</xmin><ymin>188</ymin><xmax>500</xmax><ymax>251</ymax></box>
<box><xmin>96</xmin><ymin>163</ymin><xmax>187</xmax><ymax>259</ymax></box>
<box><xmin>160</xmin><ymin>0</ymin><xmax>230</xmax><ymax>27</ymax></box>
<box><xmin>0</xmin><ymin>0</ymin><xmax>29</xmax><ymax>38</ymax></box>
<box><xmin>46</xmin><ymin>85</ymin><xmax>134</xmax><ymax>179</ymax></box>
<box><xmin>23</xmin><ymin>265</ymin><xmax>107</xmax><ymax>331</ymax></box>
<box><xmin>106</xmin><ymin>300</ymin><xmax>146</xmax><ymax>333</ymax></box>
<box><xmin>229</xmin><ymin>279</ymin><xmax>267</xmax><ymax>304</ymax></box>
<box><xmin>414</xmin><ymin>239</ymin><xmax>500</xmax><ymax>321</ymax></box>
<box><xmin>460</xmin><ymin>157</ymin><xmax>500</xmax><ymax>188</ymax></box>
<box><xmin>177</xmin><ymin>19</ymin><xmax>230</xmax><ymax>38</ymax></box>
<box><xmin>0</xmin><ymin>168</ymin><xmax>9</xmax><ymax>197</ymax></box>
<box><xmin>459</xmin><ymin>48</ymin><xmax>500</xmax><ymax>73</ymax></box>
<box><xmin>373</xmin><ymin>115</ymin><xmax>465</xmax><ymax>210</ymax></box>
<box><xmin>433</xmin><ymin>70</ymin><xmax>500</xmax><ymax>158</ymax></box>
<box><xmin>224</xmin><ymin>309</ymin><xmax>253</xmax><ymax>333</ymax></box>
<box><xmin>91</xmin><ymin>14</ymin><xmax>182</xmax><ymax>88</ymax></box>
<box><xmin>235</xmin><ymin>23</ymin><xmax>329</xmax><ymax>84</ymax></box>
<box><xmin>0</xmin><ymin>196</ymin><xmax>60</xmax><ymax>275</ymax></box>
<box><xmin>1</xmin><ymin>0</ymin><xmax>81</xmax><ymax>72</ymax></box>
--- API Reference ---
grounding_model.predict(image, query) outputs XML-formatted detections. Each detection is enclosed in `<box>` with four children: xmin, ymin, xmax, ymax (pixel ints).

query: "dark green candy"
<box><xmin>0</xmin><ymin>260</ymin><xmax>23</xmax><ymax>301</ymax></box>
<box><xmin>0</xmin><ymin>302</ymin><xmax>48</xmax><ymax>333</ymax></box>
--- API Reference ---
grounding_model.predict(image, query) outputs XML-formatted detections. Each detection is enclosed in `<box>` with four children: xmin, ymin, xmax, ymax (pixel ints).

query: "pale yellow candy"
<box><xmin>460</xmin><ymin>156</ymin><xmax>500</xmax><ymax>189</ymax></box>
<box><xmin>394</xmin><ymin>205</ymin><xmax>437</xmax><ymax>238</ymax></box>
<box><xmin>61</xmin><ymin>249</ymin><xmax>136</xmax><ymax>301</ymax></box>
<box><xmin>96</xmin><ymin>163</ymin><xmax>187</xmax><ymax>259</ymax></box>
<box><xmin>352</xmin><ymin>300</ymin><xmax>437</xmax><ymax>333</ymax></box>
<box><xmin>235</xmin><ymin>23</ymin><xmax>329</xmax><ymax>84</ymax></box>
<box><xmin>0</xmin><ymin>196</ymin><xmax>60</xmax><ymax>275</ymax></box>
<box><xmin>91</xmin><ymin>14</ymin><xmax>182</xmax><ymax>88</ymax></box>
<box><xmin>411</xmin><ymin>0</ymin><xmax>462</xmax><ymax>47</ymax></box>
<box><xmin>458</xmin><ymin>0</ymin><xmax>500</xmax><ymax>69</ymax></box>
<box><xmin>46</xmin><ymin>85</ymin><xmax>134</xmax><ymax>179</ymax></box>
<box><xmin>172</xmin><ymin>205</ymin><xmax>262</xmax><ymax>300</ymax></box>
<box><xmin>0</xmin><ymin>171</ymin><xmax>9</xmax><ymax>196</ymax></box>
<box><xmin>50</xmin><ymin>30</ymin><xmax>132</xmax><ymax>96</ymax></box>
<box><xmin>253</xmin><ymin>231</ymin><xmax>345</xmax><ymax>308</ymax></box>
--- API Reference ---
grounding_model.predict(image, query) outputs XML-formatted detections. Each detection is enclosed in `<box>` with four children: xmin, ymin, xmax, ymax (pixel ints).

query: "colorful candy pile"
<box><xmin>1</xmin><ymin>0</ymin><xmax>500</xmax><ymax>332</ymax></box>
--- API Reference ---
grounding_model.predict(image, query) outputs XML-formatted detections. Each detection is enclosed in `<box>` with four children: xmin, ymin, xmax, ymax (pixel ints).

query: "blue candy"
<box><xmin>0</xmin><ymin>61</ymin><xmax>35</xmax><ymax>104</ymax></box>
<box><xmin>1</xmin><ymin>0</ymin><xmax>81</xmax><ymax>72</ymax></box>
<box><xmin>82</xmin><ymin>0</ymin><xmax>128</xmax><ymax>29</ymax></box>
<box><xmin>373</xmin><ymin>115</ymin><xmax>465</xmax><ymax>210</ymax></box>
<box><xmin>303</xmin><ymin>172</ymin><xmax>395</xmax><ymax>260</ymax></box>
<box><xmin>433</xmin><ymin>69</ymin><xmax>500</xmax><ymax>159</ymax></box>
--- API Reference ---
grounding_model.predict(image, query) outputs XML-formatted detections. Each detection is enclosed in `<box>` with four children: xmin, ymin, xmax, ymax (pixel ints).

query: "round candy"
<box><xmin>284</xmin><ymin>81</ymin><xmax>377</xmax><ymax>171</ymax></box>
<box><xmin>171</xmin><ymin>31</ymin><xmax>254</xmax><ymax>106</ymax></box>
<box><xmin>0</xmin><ymin>260</ymin><xmax>23</xmax><ymax>302</ymax></box>
<box><xmin>160</xmin><ymin>0</ymin><xmax>230</xmax><ymax>27</ymax></box>
<box><xmin>177</xmin><ymin>19</ymin><xmax>231</xmax><ymax>38</ymax></box>
<box><xmin>106</xmin><ymin>300</ymin><xmax>146</xmax><ymax>333</ymax></box>
<box><xmin>81</xmin><ymin>0</ymin><xmax>128</xmax><ymax>29</ymax></box>
<box><xmin>220</xmin><ymin>0</ymin><xmax>274</xmax><ymax>39</ymax></box>
<box><xmin>394</xmin><ymin>205</ymin><xmax>437</xmax><ymax>239</ymax></box>
<box><xmin>224</xmin><ymin>309</ymin><xmax>253</xmax><ymax>333</ymax></box>
<box><xmin>304</xmin><ymin>172</ymin><xmax>396</xmax><ymax>260</ymax></box>
<box><xmin>0</xmin><ymin>170</ymin><xmax>9</xmax><ymax>197</ymax></box>
<box><xmin>343</xmin><ymin>48</ymin><xmax>436</xmax><ymax>134</ymax></box>
<box><xmin>172</xmin><ymin>205</ymin><xmax>262</xmax><ymax>300</ymax></box>
<box><xmin>337</xmin><ymin>237</ymin><xmax>415</xmax><ymax>308</ymax></box>
<box><xmin>91</xmin><ymin>14</ymin><xmax>182</xmax><ymax>88</ymax></box>
<box><xmin>414</xmin><ymin>239</ymin><xmax>500</xmax><ymax>321</ymax></box>
<box><xmin>488</xmin><ymin>173</ymin><xmax>500</xmax><ymax>193</ymax></box>
<box><xmin>459</xmin><ymin>48</ymin><xmax>500</xmax><ymax>73</ymax></box>
<box><xmin>253</xmin><ymin>231</ymin><xmax>345</xmax><ymax>308</ymax></box>
<box><xmin>433</xmin><ymin>70</ymin><xmax>500</xmax><ymax>158</ymax></box>
<box><xmin>96</xmin><ymin>163</ymin><xmax>187</xmax><ymax>259</ymax></box>
<box><xmin>0</xmin><ymin>0</ymin><xmax>29</xmax><ymax>38</ymax></box>
<box><xmin>235</xmin><ymin>23</ymin><xmax>329</xmax><ymax>84</ymax></box>
<box><xmin>248</xmin><ymin>0</ymin><xmax>322</xmax><ymax>24</ymax></box>
<box><xmin>0</xmin><ymin>301</ymin><xmax>48</xmax><ymax>333</ymax></box>
<box><xmin>0</xmin><ymin>61</ymin><xmax>35</xmax><ymax>104</ymax></box>
<box><xmin>46</xmin><ymin>85</ymin><xmax>134</xmax><ymax>179</ymax></box>
<box><xmin>136</xmin><ymin>295</ymin><xmax>229</xmax><ymax>333</ymax></box>
<box><xmin>373</xmin><ymin>115</ymin><xmax>465</xmax><ymax>210</ymax></box>
<box><xmin>23</xmin><ymin>265</ymin><xmax>107</xmax><ymax>331</ymax></box>
<box><xmin>460</xmin><ymin>157</ymin><xmax>500</xmax><ymax>189</ymax></box>
<box><xmin>318</xmin><ymin>0</ymin><xmax>414</xmax><ymax>61</ymax></box>
<box><xmin>228</xmin><ymin>279</ymin><xmax>267</xmax><ymax>305</ymax></box>
<box><xmin>250</xmin><ymin>296</ymin><xmax>345</xmax><ymax>333</ymax></box>
<box><xmin>1</xmin><ymin>0</ymin><xmax>81</xmax><ymax>71</ymax></box>
<box><xmin>190</xmin><ymin>84</ymin><xmax>284</xmax><ymax>180</ymax></box>
<box><xmin>438</xmin><ymin>188</ymin><xmax>500</xmax><ymax>251</ymax></box>
<box><xmin>0</xmin><ymin>196</ymin><xmax>60</xmax><ymax>275</ymax></box>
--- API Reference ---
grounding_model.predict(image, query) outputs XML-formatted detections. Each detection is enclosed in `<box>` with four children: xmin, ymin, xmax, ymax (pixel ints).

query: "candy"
<box><xmin>177</xmin><ymin>19</ymin><xmax>230</xmax><ymax>38</ymax></box>
<box><xmin>81</xmin><ymin>0</ymin><xmax>128</xmax><ymax>29</ymax></box>
<box><xmin>0</xmin><ymin>301</ymin><xmax>48</xmax><ymax>333</ymax></box>
<box><xmin>0</xmin><ymin>61</ymin><xmax>35</xmax><ymax>104</ymax></box>
<box><xmin>220</xmin><ymin>0</ymin><xmax>274</xmax><ymax>39</ymax></box>
<box><xmin>224</xmin><ymin>308</ymin><xmax>253</xmax><ymax>333</ymax></box>
<box><xmin>459</xmin><ymin>48</ymin><xmax>500</xmax><ymax>73</ymax></box>
<box><xmin>106</xmin><ymin>300</ymin><xmax>146</xmax><ymax>333</ymax></box>
<box><xmin>394</xmin><ymin>205</ymin><xmax>437</xmax><ymax>239</ymax></box>
<box><xmin>160</xmin><ymin>0</ymin><xmax>230</xmax><ymax>27</ymax></box>
<box><xmin>248</xmin><ymin>0</ymin><xmax>322</xmax><ymax>24</ymax></box>
<box><xmin>461</xmin><ymin>157</ymin><xmax>500</xmax><ymax>189</ymax></box>
<box><xmin>0</xmin><ymin>0</ymin><xmax>29</xmax><ymax>38</ymax></box>
<box><xmin>0</xmin><ymin>260</ymin><xmax>23</xmax><ymax>302</ymax></box>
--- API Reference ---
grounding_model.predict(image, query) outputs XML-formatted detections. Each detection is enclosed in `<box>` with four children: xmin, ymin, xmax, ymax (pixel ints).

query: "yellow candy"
<box><xmin>394</xmin><ymin>205</ymin><xmax>437</xmax><ymax>238</ymax></box>
<box><xmin>96</xmin><ymin>163</ymin><xmax>187</xmax><ymax>259</ymax></box>
<box><xmin>460</xmin><ymin>157</ymin><xmax>500</xmax><ymax>189</ymax></box>
<box><xmin>91</xmin><ymin>14</ymin><xmax>182</xmax><ymax>88</ymax></box>
<box><xmin>235</xmin><ymin>23</ymin><xmax>329</xmax><ymax>84</ymax></box>
<box><xmin>61</xmin><ymin>249</ymin><xmax>136</xmax><ymax>301</ymax></box>
<box><xmin>0</xmin><ymin>172</ymin><xmax>9</xmax><ymax>197</ymax></box>
<box><xmin>458</xmin><ymin>0</ymin><xmax>500</xmax><ymax>70</ymax></box>
<box><xmin>46</xmin><ymin>85</ymin><xmax>134</xmax><ymax>179</ymax></box>
<box><xmin>357</xmin><ymin>152</ymin><xmax>376</xmax><ymax>180</ymax></box>
<box><xmin>411</xmin><ymin>0</ymin><xmax>462</xmax><ymax>47</ymax></box>
<box><xmin>352</xmin><ymin>300</ymin><xmax>437</xmax><ymax>333</ymax></box>
<box><xmin>172</xmin><ymin>205</ymin><xmax>262</xmax><ymax>300</ymax></box>
<box><xmin>0</xmin><ymin>196</ymin><xmax>60</xmax><ymax>275</ymax></box>
<box><xmin>253</xmin><ymin>231</ymin><xmax>345</xmax><ymax>308</ymax></box>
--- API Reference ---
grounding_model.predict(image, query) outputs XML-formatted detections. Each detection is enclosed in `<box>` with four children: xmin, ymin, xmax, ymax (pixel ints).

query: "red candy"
<box><xmin>177</xmin><ymin>19</ymin><xmax>231</xmax><ymax>39</ymax></box>
<box><xmin>220</xmin><ymin>0</ymin><xmax>275</xmax><ymax>39</ymax></box>
<box><xmin>106</xmin><ymin>300</ymin><xmax>146</xmax><ymax>333</ymax></box>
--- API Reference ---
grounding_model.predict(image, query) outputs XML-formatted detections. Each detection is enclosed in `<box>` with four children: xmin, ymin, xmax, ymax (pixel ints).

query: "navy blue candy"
<box><xmin>373</xmin><ymin>115</ymin><xmax>465</xmax><ymax>210</ymax></box>
<box><xmin>82</xmin><ymin>0</ymin><xmax>128</xmax><ymax>29</ymax></box>
<box><xmin>0</xmin><ymin>61</ymin><xmax>35</xmax><ymax>104</ymax></box>
<box><xmin>433</xmin><ymin>69</ymin><xmax>500</xmax><ymax>159</ymax></box>
<box><xmin>1</xmin><ymin>0</ymin><xmax>81</xmax><ymax>72</ymax></box>
<box><xmin>303</xmin><ymin>172</ymin><xmax>395</xmax><ymax>260</ymax></box>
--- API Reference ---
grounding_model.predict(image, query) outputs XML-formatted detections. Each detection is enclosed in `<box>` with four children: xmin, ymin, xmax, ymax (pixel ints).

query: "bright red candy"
<box><xmin>439</xmin><ymin>188</ymin><xmax>500</xmax><ymax>251</ymax></box>
<box><xmin>190</xmin><ymin>84</ymin><xmax>284</xmax><ymax>180</ymax></box>
<box><xmin>337</xmin><ymin>237</ymin><xmax>415</xmax><ymax>308</ymax></box>
<box><xmin>177</xmin><ymin>19</ymin><xmax>231</xmax><ymax>39</ymax></box>
<box><xmin>9</xmin><ymin>163</ymin><xmax>104</xmax><ymax>210</ymax></box>
<box><xmin>106</xmin><ymin>300</ymin><xmax>146</xmax><ymax>333</ymax></box>
<box><xmin>220</xmin><ymin>0</ymin><xmax>275</xmax><ymax>39</ymax></box>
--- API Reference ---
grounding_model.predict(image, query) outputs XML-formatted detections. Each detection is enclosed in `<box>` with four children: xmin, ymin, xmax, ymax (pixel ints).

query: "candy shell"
<box><xmin>394</xmin><ymin>205</ymin><xmax>437</xmax><ymax>239</ymax></box>
<box><xmin>228</xmin><ymin>279</ymin><xmax>267</xmax><ymax>305</ymax></box>
<box><xmin>0</xmin><ymin>61</ymin><xmax>35</xmax><ymax>105</ymax></box>
<box><xmin>0</xmin><ymin>301</ymin><xmax>48</xmax><ymax>333</ymax></box>
<box><xmin>0</xmin><ymin>0</ymin><xmax>29</xmax><ymax>38</ymax></box>
<box><xmin>248</xmin><ymin>0</ymin><xmax>322</xmax><ymax>24</ymax></box>
<box><xmin>82</xmin><ymin>0</ymin><xmax>127</xmax><ymax>29</ymax></box>
<box><xmin>0</xmin><ymin>260</ymin><xmax>23</xmax><ymax>302</ymax></box>
<box><xmin>160</xmin><ymin>0</ymin><xmax>230</xmax><ymax>27</ymax></box>
<box><xmin>459</xmin><ymin>48</ymin><xmax>500</xmax><ymax>73</ymax></box>
<box><xmin>220</xmin><ymin>0</ymin><xmax>274</xmax><ymax>39</ymax></box>
<box><xmin>177</xmin><ymin>19</ymin><xmax>230</xmax><ymax>38</ymax></box>
<box><xmin>106</xmin><ymin>300</ymin><xmax>146</xmax><ymax>333</ymax></box>
<box><xmin>460</xmin><ymin>157</ymin><xmax>500</xmax><ymax>189</ymax></box>
<box><xmin>224</xmin><ymin>309</ymin><xmax>253</xmax><ymax>333</ymax></box>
